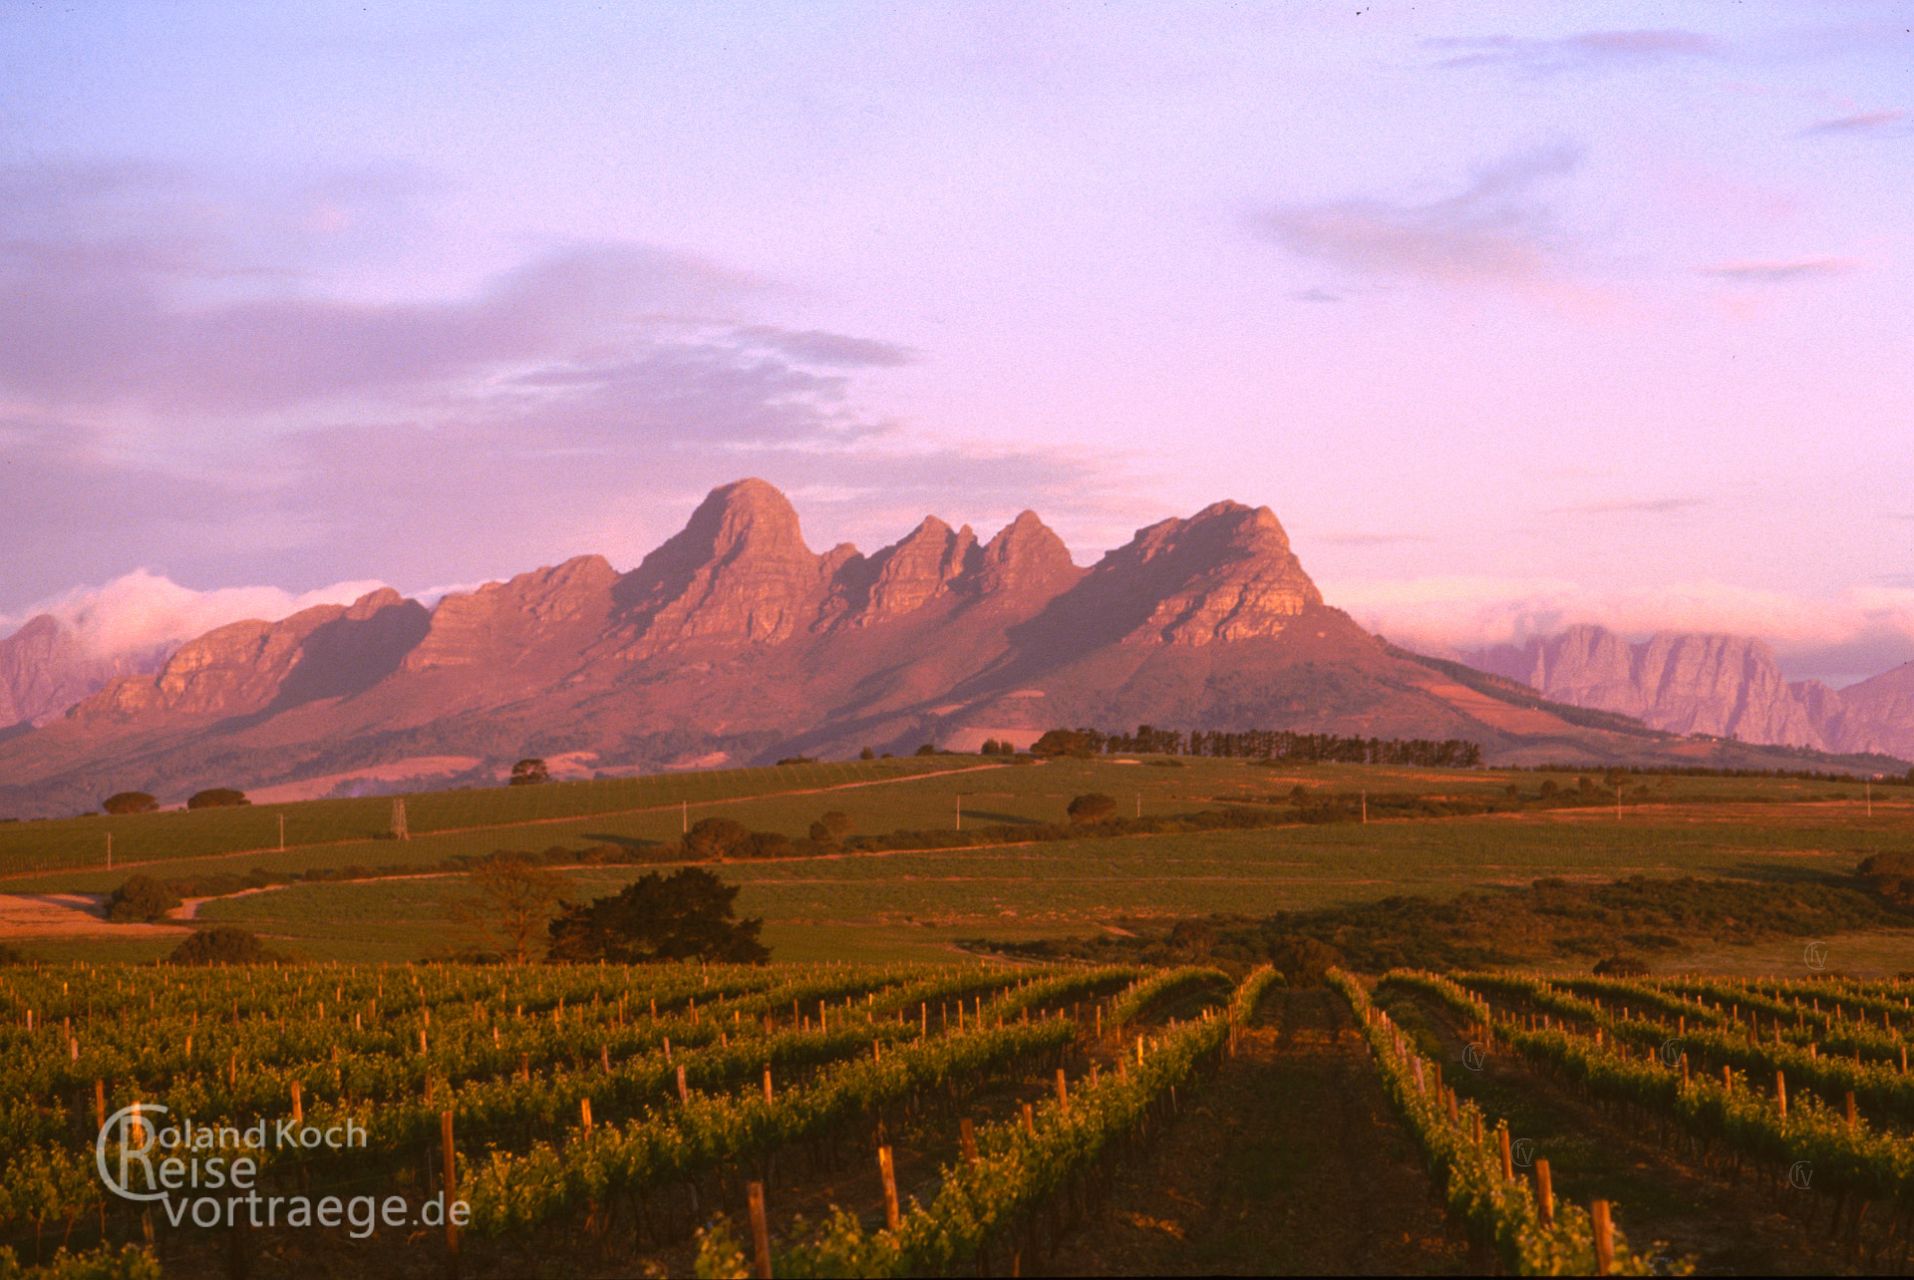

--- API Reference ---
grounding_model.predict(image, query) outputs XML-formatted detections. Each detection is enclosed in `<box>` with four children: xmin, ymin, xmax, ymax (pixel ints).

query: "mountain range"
<box><xmin>1468</xmin><ymin>626</ymin><xmax>1914</xmax><ymax>763</ymax></box>
<box><xmin>0</xmin><ymin>479</ymin><xmax>1905</xmax><ymax>817</ymax></box>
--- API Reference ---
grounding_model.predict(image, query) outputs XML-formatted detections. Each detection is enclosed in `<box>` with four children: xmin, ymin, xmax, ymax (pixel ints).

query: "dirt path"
<box><xmin>1042</xmin><ymin>985</ymin><xmax>1478</xmax><ymax>1276</ymax></box>
<box><xmin>1381</xmin><ymin>981</ymin><xmax>1862</xmax><ymax>1275</ymax></box>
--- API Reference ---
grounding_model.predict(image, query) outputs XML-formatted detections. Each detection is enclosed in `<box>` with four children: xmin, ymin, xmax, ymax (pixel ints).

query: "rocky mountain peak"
<box><xmin>1092</xmin><ymin>500</ymin><xmax>1322</xmax><ymax>645</ymax></box>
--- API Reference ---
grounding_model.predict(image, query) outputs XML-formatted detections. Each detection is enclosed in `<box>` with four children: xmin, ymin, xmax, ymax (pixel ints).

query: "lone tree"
<box><xmin>104</xmin><ymin>874</ymin><xmax>179</xmax><ymax>923</ymax></box>
<box><xmin>1031</xmin><ymin>729</ymin><xmax>1096</xmax><ymax>759</ymax></box>
<box><xmin>1067</xmin><ymin>792</ymin><xmax>1117</xmax><ymax>824</ymax></box>
<box><xmin>169</xmin><ymin>927</ymin><xmax>282</xmax><ymax>966</ymax></box>
<box><xmin>684</xmin><ymin>817</ymin><xmax>752</xmax><ymax>861</ymax></box>
<box><xmin>510</xmin><ymin>757</ymin><xmax>550</xmax><ymax>786</ymax></box>
<box><xmin>102</xmin><ymin>791</ymin><xmax>157</xmax><ymax>815</ymax></box>
<box><xmin>448</xmin><ymin>854</ymin><xmax>569</xmax><ymax>963</ymax></box>
<box><xmin>808</xmin><ymin>810</ymin><xmax>853</xmax><ymax>845</ymax></box>
<box><xmin>546</xmin><ymin>867</ymin><xmax>768</xmax><ymax>963</ymax></box>
<box><xmin>187</xmin><ymin>788</ymin><xmax>249</xmax><ymax>809</ymax></box>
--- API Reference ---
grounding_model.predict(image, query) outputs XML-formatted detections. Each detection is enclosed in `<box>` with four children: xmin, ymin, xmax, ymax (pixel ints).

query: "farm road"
<box><xmin>1043</xmin><ymin>986</ymin><xmax>1477</xmax><ymax>1275</ymax></box>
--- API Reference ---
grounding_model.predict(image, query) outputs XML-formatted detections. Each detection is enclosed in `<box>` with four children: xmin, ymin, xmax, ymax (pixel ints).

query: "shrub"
<box><xmin>1593</xmin><ymin>954</ymin><xmax>1650</xmax><ymax>977</ymax></box>
<box><xmin>102</xmin><ymin>791</ymin><xmax>157</xmax><ymax>815</ymax></box>
<box><xmin>1270</xmin><ymin>936</ymin><xmax>1343</xmax><ymax>986</ymax></box>
<box><xmin>1067</xmin><ymin>793</ymin><xmax>1117</xmax><ymax>824</ymax></box>
<box><xmin>547</xmin><ymin>868</ymin><xmax>768</xmax><ymax>963</ymax></box>
<box><xmin>169</xmin><ymin>927</ymin><xmax>282</xmax><ymax>965</ymax></box>
<box><xmin>104</xmin><ymin>875</ymin><xmax>180</xmax><ymax>923</ymax></box>
<box><xmin>684</xmin><ymin>817</ymin><xmax>752</xmax><ymax>861</ymax></box>
<box><xmin>186</xmin><ymin>788</ymin><xmax>249</xmax><ymax>810</ymax></box>
<box><xmin>914</xmin><ymin>743</ymin><xmax>938</xmax><ymax>756</ymax></box>
<box><xmin>509</xmin><ymin>758</ymin><xmax>549</xmax><ymax>786</ymax></box>
<box><xmin>808</xmin><ymin>811</ymin><xmax>853</xmax><ymax>845</ymax></box>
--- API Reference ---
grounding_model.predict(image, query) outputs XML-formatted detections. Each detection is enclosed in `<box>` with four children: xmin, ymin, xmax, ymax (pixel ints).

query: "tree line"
<box><xmin>1031</xmin><ymin>725</ymin><xmax>1483</xmax><ymax>768</ymax></box>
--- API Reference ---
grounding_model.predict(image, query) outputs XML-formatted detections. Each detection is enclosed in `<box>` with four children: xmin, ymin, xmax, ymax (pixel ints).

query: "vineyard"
<box><xmin>0</xmin><ymin>960</ymin><xmax>1909</xmax><ymax>1277</ymax></box>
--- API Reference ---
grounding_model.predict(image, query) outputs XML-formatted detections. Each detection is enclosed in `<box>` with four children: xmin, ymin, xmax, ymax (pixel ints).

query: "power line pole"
<box><xmin>105</xmin><ymin>833</ymin><xmax>112</xmax><ymax>870</ymax></box>
<box><xmin>278</xmin><ymin>813</ymin><xmax>285</xmax><ymax>851</ymax></box>
<box><xmin>391</xmin><ymin>798</ymin><xmax>409</xmax><ymax>841</ymax></box>
<box><xmin>955</xmin><ymin>794</ymin><xmax>962</xmax><ymax>831</ymax></box>
<box><xmin>1360</xmin><ymin>790</ymin><xmax>1367</xmax><ymax>825</ymax></box>
<box><xmin>682</xmin><ymin>800</ymin><xmax>689</xmax><ymax>834</ymax></box>
<box><xmin>1866</xmin><ymin>779</ymin><xmax>1873</xmax><ymax>818</ymax></box>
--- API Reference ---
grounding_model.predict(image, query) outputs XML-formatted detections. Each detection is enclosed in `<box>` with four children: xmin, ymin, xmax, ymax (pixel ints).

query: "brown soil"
<box><xmin>1041</xmin><ymin>986</ymin><xmax>1479</xmax><ymax>1275</ymax></box>
<box><xmin>1381</xmin><ymin>981</ymin><xmax>1876</xmax><ymax>1275</ymax></box>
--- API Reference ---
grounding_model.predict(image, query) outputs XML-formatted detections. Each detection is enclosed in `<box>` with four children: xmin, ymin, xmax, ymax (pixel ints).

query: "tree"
<box><xmin>1269</xmin><ymin>936</ymin><xmax>1342</xmax><ymax>986</ymax></box>
<box><xmin>102</xmin><ymin>791</ymin><xmax>157</xmax><ymax>815</ymax></box>
<box><xmin>169</xmin><ymin>927</ymin><xmax>282</xmax><ymax>966</ymax></box>
<box><xmin>859</xmin><ymin>747</ymin><xmax>876</xmax><ymax>760</ymax></box>
<box><xmin>448</xmin><ymin>854</ymin><xmax>569</xmax><ymax>963</ymax></box>
<box><xmin>1593</xmin><ymin>954</ymin><xmax>1649</xmax><ymax>977</ymax></box>
<box><xmin>509</xmin><ymin>758</ymin><xmax>550</xmax><ymax>786</ymax></box>
<box><xmin>1031</xmin><ymin>729</ymin><xmax>1096</xmax><ymax>759</ymax></box>
<box><xmin>187</xmin><ymin>788</ymin><xmax>249</xmax><ymax>809</ymax></box>
<box><xmin>546</xmin><ymin>868</ymin><xmax>768</xmax><ymax>963</ymax></box>
<box><xmin>684</xmin><ymin>817</ymin><xmax>753</xmax><ymax>861</ymax></box>
<box><xmin>808</xmin><ymin>810</ymin><xmax>853</xmax><ymax>845</ymax></box>
<box><xmin>105</xmin><ymin>875</ymin><xmax>179</xmax><ymax>923</ymax></box>
<box><xmin>914</xmin><ymin>743</ymin><xmax>938</xmax><ymax>756</ymax></box>
<box><xmin>1066</xmin><ymin>793</ymin><xmax>1117</xmax><ymax>824</ymax></box>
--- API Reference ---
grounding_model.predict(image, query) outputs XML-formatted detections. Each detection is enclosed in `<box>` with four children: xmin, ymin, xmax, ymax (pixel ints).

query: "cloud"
<box><xmin>1426</xmin><ymin>29</ymin><xmax>1720</xmax><ymax>76</ymax></box>
<box><xmin>1255</xmin><ymin>143</ymin><xmax>1583</xmax><ymax>286</ymax></box>
<box><xmin>2</xmin><ymin>570</ymin><xmax>388</xmax><ymax>661</ymax></box>
<box><xmin>1803</xmin><ymin>110</ymin><xmax>1909</xmax><ymax>138</ymax></box>
<box><xmin>1333</xmin><ymin>575</ymin><xmax>1914</xmax><ymax>686</ymax></box>
<box><xmin>1550</xmin><ymin>497</ymin><xmax>1707</xmax><ymax>516</ymax></box>
<box><xmin>1697</xmin><ymin>258</ymin><xmax>1857</xmax><ymax>283</ymax></box>
<box><xmin>1289</xmin><ymin>287</ymin><xmax>1343</xmax><ymax>303</ymax></box>
<box><xmin>731</xmin><ymin>326</ymin><xmax>917</xmax><ymax>367</ymax></box>
<box><xmin>0</xmin><ymin>159</ymin><xmax>1132</xmax><ymax>611</ymax></box>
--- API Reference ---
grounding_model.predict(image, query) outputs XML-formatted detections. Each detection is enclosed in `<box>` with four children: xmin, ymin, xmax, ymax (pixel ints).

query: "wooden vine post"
<box><xmin>1533</xmin><ymin>1159</ymin><xmax>1553</xmax><ymax>1225</ymax></box>
<box><xmin>440</xmin><ymin>1109</ymin><xmax>460</xmax><ymax>1271</ymax></box>
<box><xmin>747</xmin><ymin>1181</ymin><xmax>772</xmax><ymax>1279</ymax></box>
<box><xmin>1591</xmin><ymin>1199</ymin><xmax>1614</xmax><ymax>1275</ymax></box>
<box><xmin>877</xmin><ymin>1146</ymin><xmax>901</xmax><ymax>1231</ymax></box>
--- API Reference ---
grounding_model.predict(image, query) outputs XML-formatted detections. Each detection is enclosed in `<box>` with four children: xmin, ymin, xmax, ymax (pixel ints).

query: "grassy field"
<box><xmin>3</xmin><ymin>753</ymin><xmax>1900</xmax><ymax>892</ymax></box>
<box><xmin>169</xmin><ymin>794</ymin><xmax>1911</xmax><ymax>965</ymax></box>
<box><xmin>5</xmin><ymin>756</ymin><xmax>1909</xmax><ymax>968</ymax></box>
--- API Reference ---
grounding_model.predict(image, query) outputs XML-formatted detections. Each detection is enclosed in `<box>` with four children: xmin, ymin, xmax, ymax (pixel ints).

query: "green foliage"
<box><xmin>1066</xmin><ymin>792</ymin><xmax>1116</xmax><ymax>823</ymax></box>
<box><xmin>167</xmin><ymin>926</ymin><xmax>282</xmax><ymax>966</ymax></box>
<box><xmin>546</xmin><ymin>867</ymin><xmax>769</xmax><ymax>963</ymax></box>
<box><xmin>808</xmin><ymin>810</ymin><xmax>853</xmax><ymax>845</ymax></box>
<box><xmin>509</xmin><ymin>757</ymin><xmax>550</xmax><ymax>786</ymax></box>
<box><xmin>1858</xmin><ymin>851</ymin><xmax>1914</xmax><ymax>905</ymax></box>
<box><xmin>185</xmin><ymin>788</ymin><xmax>248</xmax><ymax>809</ymax></box>
<box><xmin>913</xmin><ymin>743</ymin><xmax>938</xmax><ymax>756</ymax></box>
<box><xmin>1030</xmin><ymin>729</ymin><xmax>1097</xmax><ymax>758</ymax></box>
<box><xmin>683</xmin><ymin>817</ymin><xmax>752</xmax><ymax>861</ymax></box>
<box><xmin>100</xmin><ymin>792</ymin><xmax>156</xmax><ymax>815</ymax></box>
<box><xmin>104</xmin><ymin>874</ymin><xmax>179</xmax><ymax>923</ymax></box>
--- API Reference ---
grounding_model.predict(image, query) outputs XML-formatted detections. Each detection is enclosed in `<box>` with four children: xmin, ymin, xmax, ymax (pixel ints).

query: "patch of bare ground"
<box><xmin>1382</xmin><ymin>982</ymin><xmax>1877</xmax><ymax>1275</ymax></box>
<box><xmin>1042</xmin><ymin>986</ymin><xmax>1479</xmax><ymax>1276</ymax></box>
<box><xmin>0</xmin><ymin>892</ymin><xmax>187</xmax><ymax>937</ymax></box>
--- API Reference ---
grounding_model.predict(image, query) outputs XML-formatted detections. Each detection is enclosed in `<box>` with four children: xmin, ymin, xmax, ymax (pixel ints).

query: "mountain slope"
<box><xmin>1469</xmin><ymin>625</ymin><xmax>1912</xmax><ymax>762</ymax></box>
<box><xmin>0</xmin><ymin>481</ymin><xmax>1896</xmax><ymax>817</ymax></box>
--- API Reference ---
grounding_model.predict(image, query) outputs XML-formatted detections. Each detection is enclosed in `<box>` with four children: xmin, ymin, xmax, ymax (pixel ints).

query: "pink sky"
<box><xmin>2</xmin><ymin>3</ymin><xmax>1909</xmax><ymax>683</ymax></box>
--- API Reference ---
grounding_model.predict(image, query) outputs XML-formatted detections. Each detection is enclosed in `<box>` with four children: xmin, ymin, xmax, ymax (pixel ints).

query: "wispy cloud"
<box><xmin>1332</xmin><ymin>575</ymin><xmax>1914</xmax><ymax>685</ymax></box>
<box><xmin>1803</xmin><ymin>110</ymin><xmax>1909</xmax><ymax>138</ymax></box>
<box><xmin>1314</xmin><ymin>532</ymin><xmax>1433</xmax><ymax>547</ymax></box>
<box><xmin>0</xmin><ymin>160</ymin><xmax>1129</xmax><ymax>613</ymax></box>
<box><xmin>1697</xmin><ymin>258</ymin><xmax>1856</xmax><ymax>283</ymax></box>
<box><xmin>1551</xmin><ymin>497</ymin><xmax>1708</xmax><ymax>517</ymax></box>
<box><xmin>1255</xmin><ymin>143</ymin><xmax>1583</xmax><ymax>287</ymax></box>
<box><xmin>1289</xmin><ymin>287</ymin><xmax>1342</xmax><ymax>304</ymax></box>
<box><xmin>1426</xmin><ymin>29</ymin><xmax>1719</xmax><ymax>76</ymax></box>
